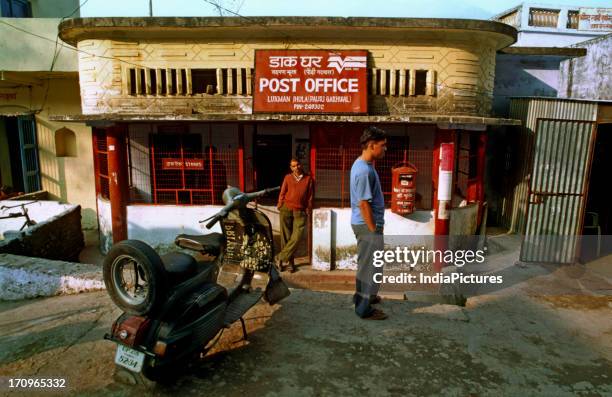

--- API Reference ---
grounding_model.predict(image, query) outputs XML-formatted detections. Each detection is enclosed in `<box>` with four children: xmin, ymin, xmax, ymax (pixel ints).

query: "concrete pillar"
<box><xmin>106</xmin><ymin>125</ymin><xmax>129</xmax><ymax>243</ymax></box>
<box><xmin>433</xmin><ymin>129</ymin><xmax>455</xmax><ymax>271</ymax></box>
<box><xmin>312</xmin><ymin>209</ymin><xmax>334</xmax><ymax>271</ymax></box>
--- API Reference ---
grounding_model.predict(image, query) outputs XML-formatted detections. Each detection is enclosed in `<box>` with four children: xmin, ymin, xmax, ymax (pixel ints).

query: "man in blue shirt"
<box><xmin>350</xmin><ymin>126</ymin><xmax>387</xmax><ymax>320</ymax></box>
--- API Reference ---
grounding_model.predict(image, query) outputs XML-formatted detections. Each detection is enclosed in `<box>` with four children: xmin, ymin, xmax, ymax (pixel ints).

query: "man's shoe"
<box><xmin>362</xmin><ymin>309</ymin><xmax>387</xmax><ymax>320</ymax></box>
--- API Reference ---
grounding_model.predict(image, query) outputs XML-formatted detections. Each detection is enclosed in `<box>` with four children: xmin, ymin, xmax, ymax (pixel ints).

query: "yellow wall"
<box><xmin>0</xmin><ymin>76</ymin><xmax>97</xmax><ymax>228</ymax></box>
<box><xmin>36</xmin><ymin>78</ymin><xmax>97</xmax><ymax>228</ymax></box>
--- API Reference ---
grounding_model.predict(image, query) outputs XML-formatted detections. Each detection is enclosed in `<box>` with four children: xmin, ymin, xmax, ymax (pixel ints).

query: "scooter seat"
<box><xmin>160</xmin><ymin>252</ymin><xmax>197</xmax><ymax>274</ymax></box>
<box><xmin>175</xmin><ymin>233</ymin><xmax>224</xmax><ymax>256</ymax></box>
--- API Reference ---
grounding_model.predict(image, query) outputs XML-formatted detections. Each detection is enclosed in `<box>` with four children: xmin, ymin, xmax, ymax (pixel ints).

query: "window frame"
<box><xmin>1</xmin><ymin>0</ymin><xmax>32</xmax><ymax>18</ymax></box>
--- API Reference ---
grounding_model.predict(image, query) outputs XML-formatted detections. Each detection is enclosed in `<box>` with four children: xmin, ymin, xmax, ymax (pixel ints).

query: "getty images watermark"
<box><xmin>371</xmin><ymin>246</ymin><xmax>503</xmax><ymax>285</ymax></box>
<box><xmin>360</xmin><ymin>234</ymin><xmax>612</xmax><ymax>296</ymax></box>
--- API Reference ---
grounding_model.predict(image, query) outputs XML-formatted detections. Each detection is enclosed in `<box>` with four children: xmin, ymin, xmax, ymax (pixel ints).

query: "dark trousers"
<box><xmin>351</xmin><ymin>224</ymin><xmax>384</xmax><ymax>317</ymax></box>
<box><xmin>278</xmin><ymin>206</ymin><xmax>307</xmax><ymax>263</ymax></box>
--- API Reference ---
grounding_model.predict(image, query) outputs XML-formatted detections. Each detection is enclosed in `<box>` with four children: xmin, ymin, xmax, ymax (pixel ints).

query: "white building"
<box><xmin>491</xmin><ymin>3</ymin><xmax>611</xmax><ymax>47</ymax></box>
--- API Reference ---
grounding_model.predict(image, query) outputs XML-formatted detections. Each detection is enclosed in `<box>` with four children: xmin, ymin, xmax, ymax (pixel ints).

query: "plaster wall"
<box><xmin>96</xmin><ymin>199</ymin><xmax>225</xmax><ymax>254</ymax></box>
<box><xmin>35</xmin><ymin>79</ymin><xmax>97</xmax><ymax>228</ymax></box>
<box><xmin>0</xmin><ymin>201</ymin><xmax>83</xmax><ymax>262</ymax></box>
<box><xmin>558</xmin><ymin>34</ymin><xmax>612</xmax><ymax>100</ymax></box>
<box><xmin>125</xmin><ymin>204</ymin><xmax>224</xmax><ymax>253</ymax></box>
<box><xmin>30</xmin><ymin>0</ymin><xmax>80</xmax><ymax>18</ymax></box>
<box><xmin>492</xmin><ymin>53</ymin><xmax>563</xmax><ymax>116</ymax></box>
<box><xmin>0</xmin><ymin>77</ymin><xmax>96</xmax><ymax>228</ymax></box>
<box><xmin>515</xmin><ymin>31</ymin><xmax>603</xmax><ymax>47</ymax></box>
<box><xmin>0</xmin><ymin>200</ymin><xmax>73</xmax><ymax>238</ymax></box>
<box><xmin>76</xmin><ymin>33</ymin><xmax>501</xmax><ymax>117</ymax></box>
<box><xmin>97</xmin><ymin>197</ymin><xmax>112</xmax><ymax>253</ymax></box>
<box><xmin>0</xmin><ymin>18</ymin><xmax>77</xmax><ymax>72</ymax></box>
<box><xmin>312</xmin><ymin>207</ymin><xmax>435</xmax><ymax>270</ymax></box>
<box><xmin>494</xmin><ymin>4</ymin><xmax>608</xmax><ymax>47</ymax></box>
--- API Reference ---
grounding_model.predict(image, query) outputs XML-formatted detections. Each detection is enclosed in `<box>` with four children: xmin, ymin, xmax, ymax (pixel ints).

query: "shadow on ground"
<box><xmin>1</xmin><ymin>286</ymin><xmax>611</xmax><ymax>396</ymax></box>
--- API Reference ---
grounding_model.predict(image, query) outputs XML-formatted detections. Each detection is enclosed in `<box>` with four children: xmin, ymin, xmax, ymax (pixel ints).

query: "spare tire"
<box><xmin>103</xmin><ymin>240</ymin><xmax>166</xmax><ymax>316</ymax></box>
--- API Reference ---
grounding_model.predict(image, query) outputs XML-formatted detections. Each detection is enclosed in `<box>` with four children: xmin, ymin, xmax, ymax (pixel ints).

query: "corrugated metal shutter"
<box><xmin>520</xmin><ymin>119</ymin><xmax>596</xmax><ymax>263</ymax></box>
<box><xmin>503</xmin><ymin>98</ymin><xmax>599</xmax><ymax>233</ymax></box>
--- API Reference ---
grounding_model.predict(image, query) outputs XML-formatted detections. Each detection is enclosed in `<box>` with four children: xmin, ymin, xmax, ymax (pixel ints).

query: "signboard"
<box><xmin>579</xmin><ymin>8</ymin><xmax>612</xmax><ymax>31</ymax></box>
<box><xmin>254</xmin><ymin>50</ymin><xmax>368</xmax><ymax>114</ymax></box>
<box><xmin>162</xmin><ymin>158</ymin><xmax>204</xmax><ymax>170</ymax></box>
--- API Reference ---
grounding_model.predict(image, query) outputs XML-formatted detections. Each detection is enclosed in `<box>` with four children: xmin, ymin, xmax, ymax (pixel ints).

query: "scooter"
<box><xmin>102</xmin><ymin>186</ymin><xmax>289</xmax><ymax>383</ymax></box>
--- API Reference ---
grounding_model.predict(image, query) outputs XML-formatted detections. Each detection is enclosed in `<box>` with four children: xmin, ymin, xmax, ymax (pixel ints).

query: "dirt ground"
<box><xmin>1</xmin><ymin>281</ymin><xmax>611</xmax><ymax>396</ymax></box>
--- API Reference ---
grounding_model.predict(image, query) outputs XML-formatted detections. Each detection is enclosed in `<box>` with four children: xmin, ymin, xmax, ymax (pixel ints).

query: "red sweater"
<box><xmin>277</xmin><ymin>174</ymin><xmax>314</xmax><ymax>210</ymax></box>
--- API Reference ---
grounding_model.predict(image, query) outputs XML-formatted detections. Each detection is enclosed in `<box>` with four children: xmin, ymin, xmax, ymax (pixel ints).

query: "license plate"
<box><xmin>114</xmin><ymin>344</ymin><xmax>145</xmax><ymax>373</ymax></box>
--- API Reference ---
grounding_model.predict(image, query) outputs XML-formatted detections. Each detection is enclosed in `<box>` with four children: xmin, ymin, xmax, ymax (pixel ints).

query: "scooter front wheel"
<box><xmin>103</xmin><ymin>240</ymin><xmax>166</xmax><ymax>316</ymax></box>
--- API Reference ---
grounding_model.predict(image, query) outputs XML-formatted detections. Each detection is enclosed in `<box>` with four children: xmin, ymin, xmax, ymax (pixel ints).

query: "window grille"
<box><xmin>92</xmin><ymin>128</ymin><xmax>110</xmax><ymax>200</ymax></box>
<box><xmin>313</xmin><ymin>130</ymin><xmax>432</xmax><ymax>209</ymax></box>
<box><xmin>127</xmin><ymin>126</ymin><xmax>240</xmax><ymax>206</ymax></box>
<box><xmin>125</xmin><ymin>68</ymin><xmax>253</xmax><ymax>97</ymax></box>
<box><xmin>567</xmin><ymin>11</ymin><xmax>579</xmax><ymax>29</ymax></box>
<box><xmin>369</xmin><ymin>69</ymin><xmax>435</xmax><ymax>96</ymax></box>
<box><xmin>528</xmin><ymin>8</ymin><xmax>560</xmax><ymax>28</ymax></box>
<box><xmin>498</xmin><ymin>10</ymin><xmax>520</xmax><ymax>27</ymax></box>
<box><xmin>456</xmin><ymin>131</ymin><xmax>482</xmax><ymax>200</ymax></box>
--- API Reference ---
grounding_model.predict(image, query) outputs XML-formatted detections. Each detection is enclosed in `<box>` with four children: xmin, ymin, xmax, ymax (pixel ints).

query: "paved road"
<box><xmin>1</xmin><ymin>283</ymin><xmax>611</xmax><ymax>396</ymax></box>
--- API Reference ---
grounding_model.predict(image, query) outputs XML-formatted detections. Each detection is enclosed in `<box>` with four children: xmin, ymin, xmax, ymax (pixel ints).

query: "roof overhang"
<box><xmin>499</xmin><ymin>46</ymin><xmax>587</xmax><ymax>57</ymax></box>
<box><xmin>48</xmin><ymin>113</ymin><xmax>521</xmax><ymax>126</ymax></box>
<box><xmin>58</xmin><ymin>17</ymin><xmax>517</xmax><ymax>49</ymax></box>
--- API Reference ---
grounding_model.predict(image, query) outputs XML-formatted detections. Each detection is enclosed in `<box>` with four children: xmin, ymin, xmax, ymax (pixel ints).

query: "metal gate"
<box><xmin>17</xmin><ymin>116</ymin><xmax>40</xmax><ymax>193</ymax></box>
<box><xmin>520</xmin><ymin>119</ymin><xmax>596</xmax><ymax>264</ymax></box>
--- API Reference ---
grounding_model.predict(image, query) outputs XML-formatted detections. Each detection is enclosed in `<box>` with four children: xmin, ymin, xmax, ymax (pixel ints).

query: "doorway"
<box><xmin>582</xmin><ymin>123</ymin><xmax>612</xmax><ymax>261</ymax></box>
<box><xmin>0</xmin><ymin>116</ymin><xmax>40</xmax><ymax>194</ymax></box>
<box><xmin>254</xmin><ymin>134</ymin><xmax>292</xmax><ymax>192</ymax></box>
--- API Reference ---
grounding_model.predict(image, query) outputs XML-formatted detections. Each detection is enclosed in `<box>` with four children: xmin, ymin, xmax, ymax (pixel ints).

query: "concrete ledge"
<box><xmin>59</xmin><ymin>17</ymin><xmax>517</xmax><ymax>47</ymax></box>
<box><xmin>500</xmin><ymin>46</ymin><xmax>587</xmax><ymax>57</ymax></box>
<box><xmin>49</xmin><ymin>113</ymin><xmax>522</xmax><ymax>126</ymax></box>
<box><xmin>0</xmin><ymin>254</ymin><xmax>104</xmax><ymax>301</ymax></box>
<box><xmin>0</xmin><ymin>202</ymin><xmax>84</xmax><ymax>261</ymax></box>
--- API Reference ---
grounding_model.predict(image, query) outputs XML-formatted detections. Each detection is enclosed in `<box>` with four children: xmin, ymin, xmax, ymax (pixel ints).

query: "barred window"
<box><xmin>369</xmin><ymin>69</ymin><xmax>436</xmax><ymax>97</ymax></box>
<box><xmin>92</xmin><ymin>128</ymin><xmax>110</xmax><ymax>200</ymax></box>
<box><xmin>528</xmin><ymin>8</ymin><xmax>560</xmax><ymax>28</ymax></box>
<box><xmin>567</xmin><ymin>11</ymin><xmax>579</xmax><ymax>29</ymax></box>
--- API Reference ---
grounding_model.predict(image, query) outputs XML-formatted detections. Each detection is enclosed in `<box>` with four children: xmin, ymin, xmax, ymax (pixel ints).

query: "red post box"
<box><xmin>391</xmin><ymin>162</ymin><xmax>418</xmax><ymax>215</ymax></box>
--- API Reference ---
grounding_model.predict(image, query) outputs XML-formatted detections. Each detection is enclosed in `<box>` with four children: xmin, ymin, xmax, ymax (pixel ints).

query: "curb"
<box><xmin>0</xmin><ymin>254</ymin><xmax>105</xmax><ymax>301</ymax></box>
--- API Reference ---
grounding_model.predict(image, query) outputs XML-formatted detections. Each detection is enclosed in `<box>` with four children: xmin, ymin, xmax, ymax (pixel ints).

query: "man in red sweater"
<box><xmin>276</xmin><ymin>158</ymin><xmax>314</xmax><ymax>272</ymax></box>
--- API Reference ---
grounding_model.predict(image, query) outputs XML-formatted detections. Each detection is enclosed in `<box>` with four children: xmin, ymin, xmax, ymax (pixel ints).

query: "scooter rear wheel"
<box><xmin>103</xmin><ymin>240</ymin><xmax>166</xmax><ymax>316</ymax></box>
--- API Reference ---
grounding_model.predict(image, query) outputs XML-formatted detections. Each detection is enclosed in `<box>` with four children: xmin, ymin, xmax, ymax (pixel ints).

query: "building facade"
<box><xmin>491</xmin><ymin>3</ymin><xmax>610</xmax><ymax>47</ymax></box>
<box><xmin>558</xmin><ymin>33</ymin><xmax>612</xmax><ymax>100</ymax></box>
<box><xmin>0</xmin><ymin>0</ymin><xmax>98</xmax><ymax>228</ymax></box>
<box><xmin>56</xmin><ymin>17</ymin><xmax>518</xmax><ymax>267</ymax></box>
<box><xmin>491</xmin><ymin>4</ymin><xmax>611</xmax><ymax>116</ymax></box>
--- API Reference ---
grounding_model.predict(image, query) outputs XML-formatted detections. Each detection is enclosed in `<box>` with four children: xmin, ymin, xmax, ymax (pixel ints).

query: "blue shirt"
<box><xmin>350</xmin><ymin>158</ymin><xmax>385</xmax><ymax>226</ymax></box>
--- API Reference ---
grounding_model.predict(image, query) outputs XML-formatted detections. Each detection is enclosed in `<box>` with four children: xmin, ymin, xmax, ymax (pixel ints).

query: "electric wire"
<box><xmin>199</xmin><ymin>0</ymin><xmax>501</xmax><ymax>99</ymax></box>
<box><xmin>0</xmin><ymin>5</ymin><xmax>514</xmax><ymax>108</ymax></box>
<box><xmin>40</xmin><ymin>0</ymin><xmax>93</xmax><ymax>114</ymax></box>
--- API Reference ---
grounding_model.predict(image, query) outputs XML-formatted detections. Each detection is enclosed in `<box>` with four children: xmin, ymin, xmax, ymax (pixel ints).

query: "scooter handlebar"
<box><xmin>201</xmin><ymin>186</ymin><xmax>279</xmax><ymax>229</ymax></box>
<box><xmin>243</xmin><ymin>186</ymin><xmax>280</xmax><ymax>200</ymax></box>
<box><xmin>205</xmin><ymin>213</ymin><xmax>223</xmax><ymax>229</ymax></box>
